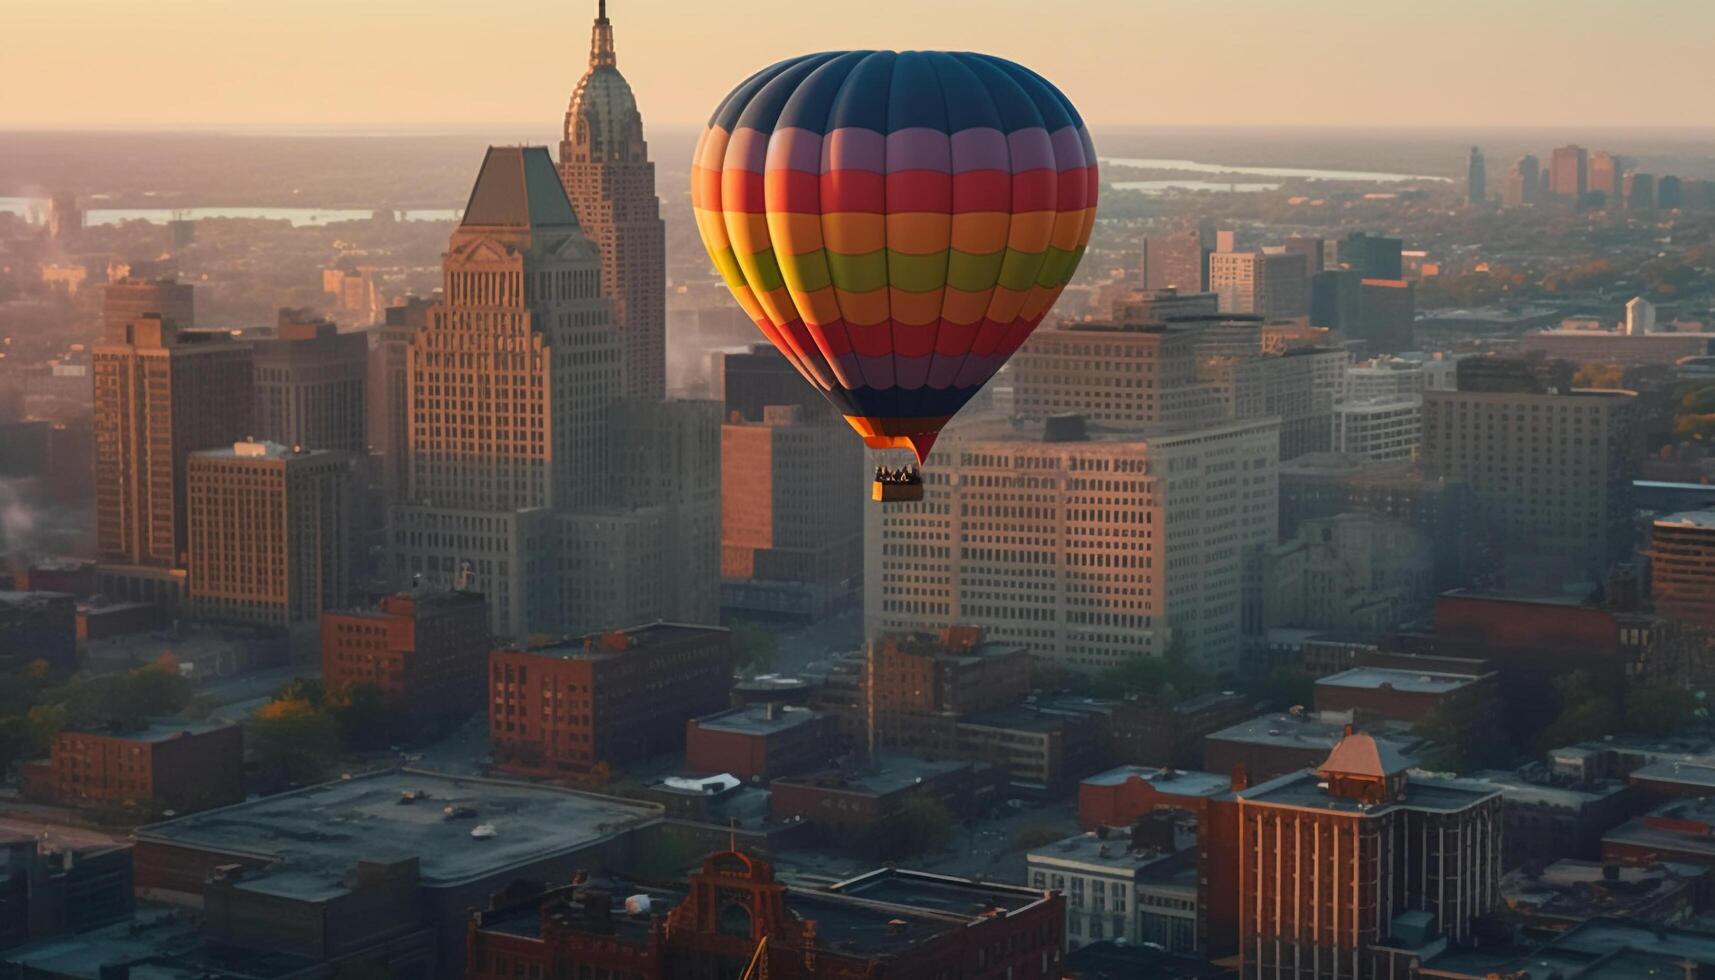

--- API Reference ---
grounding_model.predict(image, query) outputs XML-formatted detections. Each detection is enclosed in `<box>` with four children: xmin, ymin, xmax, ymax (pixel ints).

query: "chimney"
<box><xmin>764</xmin><ymin>702</ymin><xmax>781</xmax><ymax>722</ymax></box>
<box><xmin>1230</xmin><ymin>763</ymin><xmax>1249</xmax><ymax>792</ymax></box>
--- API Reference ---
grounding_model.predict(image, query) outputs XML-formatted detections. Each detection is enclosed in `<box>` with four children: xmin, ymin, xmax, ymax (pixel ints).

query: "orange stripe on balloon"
<box><xmin>884</xmin><ymin>213</ymin><xmax>952</xmax><ymax>255</ymax></box>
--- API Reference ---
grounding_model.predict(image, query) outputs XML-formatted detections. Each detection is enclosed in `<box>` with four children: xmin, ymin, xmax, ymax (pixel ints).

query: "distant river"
<box><xmin>1103</xmin><ymin>157</ymin><xmax>1450</xmax><ymax>185</ymax></box>
<box><xmin>0</xmin><ymin>197</ymin><xmax>461</xmax><ymax>227</ymax></box>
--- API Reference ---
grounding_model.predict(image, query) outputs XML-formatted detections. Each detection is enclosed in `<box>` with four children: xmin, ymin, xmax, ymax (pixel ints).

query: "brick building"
<box><xmin>1203</xmin><ymin>710</ymin><xmax>1421</xmax><ymax>783</ymax></box>
<box><xmin>684</xmin><ymin>704</ymin><xmax>836</xmax><ymax>782</ymax></box>
<box><xmin>467</xmin><ymin>850</ymin><xmax>1064</xmax><ymax>980</ymax></box>
<box><xmin>1604</xmin><ymin>797</ymin><xmax>1715</xmax><ymax>869</ymax></box>
<box><xmin>768</xmin><ymin>756</ymin><xmax>1004</xmax><ymax>844</ymax></box>
<box><xmin>868</xmin><ymin>627</ymin><xmax>1034</xmax><ymax>757</ymax></box>
<box><xmin>1078</xmin><ymin>766</ymin><xmax>1236</xmax><ymax>831</ymax></box>
<box><xmin>1104</xmin><ymin>692</ymin><xmax>1258</xmax><ymax>770</ymax></box>
<box><xmin>23</xmin><ymin>722</ymin><xmax>242</xmax><ymax>815</ymax></box>
<box><xmin>1236</xmin><ymin>733</ymin><xmax>1503</xmax><ymax>978</ymax></box>
<box><xmin>1650</xmin><ymin>511</ymin><xmax>1715</xmax><ymax>629</ymax></box>
<box><xmin>490</xmin><ymin>624</ymin><xmax>732</xmax><ymax>782</ymax></box>
<box><xmin>955</xmin><ymin>700</ymin><xmax>1113</xmax><ymax>796</ymax></box>
<box><xmin>1312</xmin><ymin>666</ymin><xmax>1499</xmax><ymax>726</ymax></box>
<box><xmin>321</xmin><ymin>588</ymin><xmax>490</xmax><ymax>727</ymax></box>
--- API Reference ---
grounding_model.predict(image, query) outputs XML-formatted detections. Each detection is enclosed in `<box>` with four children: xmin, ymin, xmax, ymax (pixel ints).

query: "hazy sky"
<box><xmin>5</xmin><ymin>0</ymin><xmax>1713</xmax><ymax>133</ymax></box>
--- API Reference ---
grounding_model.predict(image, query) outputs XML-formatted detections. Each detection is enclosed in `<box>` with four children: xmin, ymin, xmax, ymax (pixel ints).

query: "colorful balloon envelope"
<box><xmin>693</xmin><ymin>50</ymin><xmax>1098</xmax><ymax>465</ymax></box>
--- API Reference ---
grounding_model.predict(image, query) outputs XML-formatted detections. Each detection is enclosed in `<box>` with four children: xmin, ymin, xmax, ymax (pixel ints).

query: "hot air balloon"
<box><xmin>692</xmin><ymin>50</ymin><xmax>1097</xmax><ymax>502</ymax></box>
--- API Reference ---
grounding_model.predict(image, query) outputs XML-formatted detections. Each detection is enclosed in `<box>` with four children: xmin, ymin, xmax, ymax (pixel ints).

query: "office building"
<box><xmin>1144</xmin><ymin>226</ymin><xmax>1210</xmax><ymax>292</ymax></box>
<box><xmin>489</xmin><ymin>624</ymin><xmax>733</xmax><ymax>781</ymax></box>
<box><xmin>185</xmin><ymin>441</ymin><xmax>352</xmax><ymax>629</ymax></box>
<box><xmin>1588</xmin><ymin>150</ymin><xmax>1619</xmax><ymax>201</ymax></box>
<box><xmin>1309</xmin><ymin>269</ymin><xmax>1361</xmax><ymax>330</ymax></box>
<box><xmin>1659</xmin><ymin>175</ymin><xmax>1684</xmax><ymax>209</ymax></box>
<box><xmin>1201</xmin><ymin>348</ymin><xmax>1348</xmax><ymax>460</ymax></box>
<box><xmin>720</xmin><ymin>404</ymin><xmax>863</xmax><ymax>619</ymax></box>
<box><xmin>1313</xmin><ymin>666</ymin><xmax>1498</xmax><ymax>726</ymax></box>
<box><xmin>1203</xmin><ymin>711</ymin><xmax>1422</xmax><ymax>782</ymax></box>
<box><xmin>1265</xmin><ymin>513</ymin><xmax>1435</xmax><ymax>632</ymax></box>
<box><xmin>247</xmin><ymin>310</ymin><xmax>367</xmax><ymax>453</ymax></box>
<box><xmin>769</xmin><ymin>756</ymin><xmax>1005</xmax><ymax>841</ymax></box>
<box><xmin>1344</xmin><ymin>360</ymin><xmax>1428</xmax><ymax>401</ymax></box>
<box><xmin>866</xmin><ymin>414</ymin><xmax>1279</xmax><ymax>673</ymax></box>
<box><xmin>711</xmin><ymin>343</ymin><xmax>831</xmax><ymax>423</ymax></box>
<box><xmin>1353</xmin><ymin>277</ymin><xmax>1415</xmax><ymax>353</ymax></box>
<box><xmin>1503</xmin><ymin>154</ymin><xmax>1540</xmax><ymax>208</ymax></box>
<box><xmin>0</xmin><ymin>837</ymin><xmax>133</xmax><ymax>951</ymax></box>
<box><xmin>865</xmin><ymin>627</ymin><xmax>1033</xmax><ymax>756</ymax></box>
<box><xmin>93</xmin><ymin>316</ymin><xmax>253</xmax><ymax>582</ymax></box>
<box><xmin>1649</xmin><ymin>511</ymin><xmax>1715</xmax><ymax>629</ymax></box>
<box><xmin>1466</xmin><ymin>146</ymin><xmax>1485</xmax><ymax>205</ymax></box>
<box><xmin>1027</xmin><ymin>826</ymin><xmax>1199</xmax><ymax>952</ymax></box>
<box><xmin>1104</xmin><ymin>692</ymin><xmax>1258</xmax><ymax>770</ymax></box>
<box><xmin>1209</xmin><ymin>249</ymin><xmax>1306</xmax><ymax>319</ymax></box>
<box><xmin>1012</xmin><ymin>321</ymin><xmax>1225</xmax><ymax>427</ymax></box>
<box><xmin>1330</xmin><ymin>394</ymin><xmax>1421</xmax><ymax>462</ymax></box>
<box><xmin>467</xmin><ymin>851</ymin><xmax>1063</xmax><ymax>980</ymax></box>
<box><xmin>558</xmin><ymin>1</ymin><xmax>665</xmax><ymax>398</ymax></box>
<box><xmin>22</xmin><ymin>722</ymin><xmax>243</xmax><ymax>815</ymax></box>
<box><xmin>320</xmin><ymin>588</ymin><xmax>491</xmax><ymax>727</ymax></box>
<box><xmin>1279</xmin><ymin>453</ymin><xmax>1472</xmax><ymax>588</ymax></box>
<box><xmin>101</xmin><ymin>278</ymin><xmax>193</xmax><ymax>342</ymax></box>
<box><xmin>1339</xmin><ymin>233</ymin><xmax>1403</xmax><ymax>280</ymax></box>
<box><xmin>1549</xmin><ymin>144</ymin><xmax>1588</xmax><ymax>198</ymax></box>
<box><xmin>1627</xmin><ymin>171</ymin><xmax>1657</xmax><ymax>209</ymax></box>
<box><xmin>1236</xmin><ymin>732</ymin><xmax>1503</xmax><ymax>979</ymax></box>
<box><xmin>1422</xmin><ymin>370</ymin><xmax>1636</xmax><ymax>589</ymax></box>
<box><xmin>366</xmin><ymin>298</ymin><xmax>428</xmax><ymax>502</ymax></box>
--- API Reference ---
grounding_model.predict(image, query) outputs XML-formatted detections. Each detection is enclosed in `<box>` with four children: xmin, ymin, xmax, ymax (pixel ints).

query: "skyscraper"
<box><xmin>94</xmin><ymin>315</ymin><xmax>253</xmax><ymax>581</ymax></box>
<box><xmin>1588</xmin><ymin>150</ymin><xmax>1619</xmax><ymax>201</ymax></box>
<box><xmin>102</xmin><ymin>278</ymin><xmax>194</xmax><ymax>342</ymax></box>
<box><xmin>1625</xmin><ymin>172</ymin><xmax>1657</xmax><ymax>210</ymax></box>
<box><xmin>1648</xmin><ymin>513</ymin><xmax>1715</xmax><ymax>629</ymax></box>
<box><xmin>248</xmin><ymin>309</ymin><xmax>367</xmax><ymax>453</ymax></box>
<box><xmin>558</xmin><ymin>0</ymin><xmax>665</xmax><ymax>399</ymax></box>
<box><xmin>1339</xmin><ymin>233</ymin><xmax>1403</xmax><ymax>280</ymax></box>
<box><xmin>1144</xmin><ymin>226</ymin><xmax>1210</xmax><ymax>292</ymax></box>
<box><xmin>392</xmin><ymin>146</ymin><xmax>619</xmax><ymax>636</ymax></box>
<box><xmin>1209</xmin><ymin>250</ymin><xmax>1307</xmax><ymax>318</ymax></box>
<box><xmin>1549</xmin><ymin>144</ymin><xmax>1588</xmax><ymax>198</ymax></box>
<box><xmin>1466</xmin><ymin>145</ymin><xmax>1486</xmax><ymax>206</ymax></box>
<box><xmin>1503</xmin><ymin>154</ymin><xmax>1540</xmax><ymax>208</ymax></box>
<box><xmin>366</xmin><ymin>298</ymin><xmax>430</xmax><ymax>504</ymax></box>
<box><xmin>186</xmin><ymin>440</ymin><xmax>353</xmax><ymax>630</ymax></box>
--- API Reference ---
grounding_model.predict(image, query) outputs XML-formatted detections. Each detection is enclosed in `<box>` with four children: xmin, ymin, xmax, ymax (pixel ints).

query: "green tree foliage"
<box><xmin>250</xmin><ymin>697</ymin><xmax>341</xmax><ymax>785</ymax></box>
<box><xmin>1413</xmin><ymin>699</ymin><xmax>1513</xmax><ymax>774</ymax></box>
<box><xmin>58</xmin><ymin>661</ymin><xmax>192</xmax><ymax>732</ymax></box>
<box><xmin>327</xmin><ymin>682</ymin><xmax>406</xmax><ymax>751</ymax></box>
<box><xmin>728</xmin><ymin>622</ymin><xmax>778</xmax><ymax>677</ymax></box>
<box><xmin>1625</xmin><ymin>684</ymin><xmax>1699</xmax><ymax>738</ymax></box>
<box><xmin>1536</xmin><ymin>671</ymin><xmax>1621</xmax><ymax>754</ymax></box>
<box><xmin>1090</xmin><ymin>637</ymin><xmax>1212</xmax><ymax>702</ymax></box>
<box><xmin>1006</xmin><ymin>824</ymin><xmax>1067</xmax><ymax>853</ymax></box>
<box><xmin>1675</xmin><ymin>384</ymin><xmax>1715</xmax><ymax>442</ymax></box>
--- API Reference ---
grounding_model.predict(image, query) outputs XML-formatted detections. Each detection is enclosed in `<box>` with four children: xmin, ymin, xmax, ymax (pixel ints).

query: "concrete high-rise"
<box><xmin>392</xmin><ymin>146</ymin><xmax>620</xmax><ymax>637</ymax></box>
<box><xmin>1422</xmin><ymin>363</ymin><xmax>1636</xmax><ymax>590</ymax></box>
<box><xmin>186</xmin><ymin>440</ymin><xmax>353</xmax><ymax>630</ymax></box>
<box><xmin>366</xmin><ymin>298</ymin><xmax>429</xmax><ymax>503</ymax></box>
<box><xmin>721</xmin><ymin>404</ymin><xmax>863</xmax><ymax>619</ymax></box>
<box><xmin>248</xmin><ymin>309</ymin><xmax>367</xmax><ymax>453</ymax></box>
<box><xmin>93</xmin><ymin>316</ymin><xmax>253</xmax><ymax>579</ymax></box>
<box><xmin>558</xmin><ymin>0</ymin><xmax>665</xmax><ymax>399</ymax></box>
<box><xmin>1649</xmin><ymin>512</ymin><xmax>1715</xmax><ymax>629</ymax></box>
<box><xmin>1626</xmin><ymin>172</ymin><xmax>1657</xmax><ymax>210</ymax></box>
<box><xmin>866</xmin><ymin>414</ymin><xmax>1279</xmax><ymax>674</ymax></box>
<box><xmin>1012</xmin><ymin>321</ymin><xmax>1225</xmax><ymax>427</ymax></box>
<box><xmin>1467</xmin><ymin>145</ymin><xmax>1486</xmax><ymax>206</ymax></box>
<box><xmin>1588</xmin><ymin>150</ymin><xmax>1619</xmax><ymax>201</ymax></box>
<box><xmin>1503</xmin><ymin>154</ymin><xmax>1540</xmax><ymax>208</ymax></box>
<box><xmin>1209</xmin><ymin>250</ymin><xmax>1306</xmax><ymax>319</ymax></box>
<box><xmin>1143</xmin><ymin>227</ymin><xmax>1210</xmax><ymax>292</ymax></box>
<box><xmin>1200</xmin><ymin>348</ymin><xmax>1349</xmax><ymax>461</ymax></box>
<box><xmin>1549</xmin><ymin>145</ymin><xmax>1589</xmax><ymax>198</ymax></box>
<box><xmin>102</xmin><ymin>278</ymin><xmax>193</xmax><ymax>342</ymax></box>
<box><xmin>1339</xmin><ymin>233</ymin><xmax>1403</xmax><ymax>280</ymax></box>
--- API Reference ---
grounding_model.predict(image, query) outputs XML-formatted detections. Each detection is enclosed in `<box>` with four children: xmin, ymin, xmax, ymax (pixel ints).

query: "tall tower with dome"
<box><xmin>558</xmin><ymin>0</ymin><xmax>666</xmax><ymax>400</ymax></box>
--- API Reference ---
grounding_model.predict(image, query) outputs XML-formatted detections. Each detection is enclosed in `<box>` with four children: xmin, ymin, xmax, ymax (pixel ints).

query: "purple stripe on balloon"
<box><xmin>765</xmin><ymin>127</ymin><xmax>823</xmax><ymax>173</ymax></box>
<box><xmin>823</xmin><ymin>127</ymin><xmax>886</xmax><ymax>174</ymax></box>
<box><xmin>829</xmin><ymin>351</ymin><xmax>866</xmax><ymax>390</ymax></box>
<box><xmin>884</xmin><ymin>128</ymin><xmax>952</xmax><ymax>174</ymax></box>
<box><xmin>924</xmin><ymin>353</ymin><xmax>964</xmax><ymax>390</ymax></box>
<box><xmin>725</xmin><ymin>127</ymin><xmax>770</xmax><ymax>174</ymax></box>
<box><xmin>856</xmin><ymin>353</ymin><xmax>895</xmax><ymax>390</ymax></box>
<box><xmin>892</xmin><ymin>353</ymin><xmax>932</xmax><ymax>390</ymax></box>
<box><xmin>1077</xmin><ymin>126</ymin><xmax>1097</xmax><ymax>163</ymax></box>
<box><xmin>949</xmin><ymin>128</ymin><xmax>1010</xmax><ymax>174</ymax></box>
<box><xmin>953</xmin><ymin>351</ymin><xmax>1008</xmax><ymax>389</ymax></box>
<box><xmin>1005</xmin><ymin>128</ymin><xmax>1055</xmax><ymax>172</ymax></box>
<box><xmin>1049</xmin><ymin>126</ymin><xmax>1087</xmax><ymax>171</ymax></box>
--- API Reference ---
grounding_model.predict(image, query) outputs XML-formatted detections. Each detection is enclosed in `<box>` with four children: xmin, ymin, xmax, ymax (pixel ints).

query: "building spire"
<box><xmin>590</xmin><ymin>0</ymin><xmax>615</xmax><ymax>68</ymax></box>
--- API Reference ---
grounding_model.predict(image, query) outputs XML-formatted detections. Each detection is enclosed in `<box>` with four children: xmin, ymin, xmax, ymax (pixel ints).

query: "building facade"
<box><xmin>558</xmin><ymin>2</ymin><xmax>665</xmax><ymax>399</ymax></box>
<box><xmin>320</xmin><ymin>588</ymin><xmax>490</xmax><ymax>726</ymax></box>
<box><xmin>1649</xmin><ymin>512</ymin><xmax>1715</xmax><ymax>629</ymax></box>
<box><xmin>248</xmin><ymin>311</ymin><xmax>368</xmax><ymax>453</ymax></box>
<box><xmin>25</xmin><ymin>722</ymin><xmax>243</xmax><ymax>815</ymax></box>
<box><xmin>1330</xmin><ymin>395</ymin><xmax>1421</xmax><ymax>463</ymax></box>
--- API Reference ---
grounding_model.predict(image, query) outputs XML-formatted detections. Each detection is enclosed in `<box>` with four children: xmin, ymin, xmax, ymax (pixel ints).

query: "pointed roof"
<box><xmin>1319</xmin><ymin>732</ymin><xmax>1411</xmax><ymax>780</ymax></box>
<box><xmin>459</xmin><ymin>147</ymin><xmax>581</xmax><ymax>229</ymax></box>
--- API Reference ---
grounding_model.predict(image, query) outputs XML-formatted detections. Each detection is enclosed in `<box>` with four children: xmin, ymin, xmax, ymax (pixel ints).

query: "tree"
<box><xmin>1536</xmin><ymin>671</ymin><xmax>1621</xmax><ymax>754</ymax></box>
<box><xmin>1573</xmin><ymin>363</ymin><xmax>1625</xmax><ymax>389</ymax></box>
<box><xmin>250</xmin><ymin>698</ymin><xmax>341</xmax><ymax>785</ymax></box>
<box><xmin>1413</xmin><ymin>699</ymin><xmax>1512</xmax><ymax>774</ymax></box>
<box><xmin>1090</xmin><ymin>637</ymin><xmax>1212</xmax><ymax>702</ymax></box>
<box><xmin>1626</xmin><ymin>684</ymin><xmax>1699</xmax><ymax>738</ymax></box>
<box><xmin>859</xmin><ymin>797</ymin><xmax>954</xmax><ymax>861</ymax></box>
<box><xmin>1006</xmin><ymin>824</ymin><xmax>1067</xmax><ymax>853</ymax></box>
<box><xmin>1238</xmin><ymin>668</ymin><xmax>1317</xmax><ymax>710</ymax></box>
<box><xmin>728</xmin><ymin>622</ymin><xmax>778</xmax><ymax>677</ymax></box>
<box><xmin>328</xmin><ymin>682</ymin><xmax>404</xmax><ymax>751</ymax></box>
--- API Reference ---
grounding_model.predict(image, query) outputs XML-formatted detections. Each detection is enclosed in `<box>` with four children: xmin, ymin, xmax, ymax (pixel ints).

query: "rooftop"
<box><xmin>0</xmin><ymin>904</ymin><xmax>317</xmax><ymax>980</ymax></box>
<box><xmin>1460</xmin><ymin>769</ymin><xmax>1631</xmax><ymax>809</ymax></box>
<box><xmin>136</xmin><ymin>769</ymin><xmax>660</xmax><ymax>897</ymax></box>
<box><xmin>1656</xmin><ymin>510</ymin><xmax>1715</xmax><ymax>531</ymax></box>
<box><xmin>691</xmin><ymin>703</ymin><xmax>822</xmax><ymax>737</ymax></box>
<box><xmin>460</xmin><ymin>146</ymin><xmax>581</xmax><ymax>229</ymax></box>
<box><xmin>1208</xmin><ymin>710</ymin><xmax>1418</xmax><ymax>756</ymax></box>
<box><xmin>514</xmin><ymin>622</ymin><xmax>728</xmax><ymax>661</ymax></box>
<box><xmin>826</xmin><ymin>866</ymin><xmax>1044</xmax><ymax>916</ymax></box>
<box><xmin>773</xmin><ymin>755</ymin><xmax>974</xmax><ymax>797</ymax></box>
<box><xmin>1026</xmin><ymin>831</ymin><xmax>1192</xmax><ymax>874</ymax></box>
<box><xmin>1316</xmin><ymin>667</ymin><xmax>1485</xmax><ymax>695</ymax></box>
<box><xmin>64</xmin><ymin>718</ymin><xmax>237</xmax><ymax>743</ymax></box>
<box><xmin>1632</xmin><ymin>759</ymin><xmax>1715</xmax><ymax>789</ymax></box>
<box><xmin>1081</xmin><ymin>765</ymin><xmax>1232</xmax><ymax>798</ymax></box>
<box><xmin>1604</xmin><ymin>798</ymin><xmax>1715</xmax><ymax>859</ymax></box>
<box><xmin>1240</xmin><ymin>768</ymin><xmax>1499</xmax><ymax>815</ymax></box>
<box><xmin>0</xmin><ymin>589</ymin><xmax>74</xmax><ymax>608</ymax></box>
<box><xmin>1502</xmin><ymin>860</ymin><xmax>1708</xmax><ymax>925</ymax></box>
<box><xmin>191</xmin><ymin>440</ymin><xmax>334</xmax><ymax>461</ymax></box>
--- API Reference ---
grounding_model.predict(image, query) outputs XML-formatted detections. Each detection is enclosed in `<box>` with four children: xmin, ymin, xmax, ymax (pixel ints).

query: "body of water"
<box><xmin>1109</xmin><ymin>178</ymin><xmax>1283</xmax><ymax>195</ymax></box>
<box><xmin>0</xmin><ymin>197</ymin><xmax>461</xmax><ymax>227</ymax></box>
<box><xmin>1102</xmin><ymin>157</ymin><xmax>1451</xmax><ymax>184</ymax></box>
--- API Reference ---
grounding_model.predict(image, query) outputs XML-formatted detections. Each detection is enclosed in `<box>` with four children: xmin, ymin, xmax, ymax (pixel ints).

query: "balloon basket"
<box><xmin>872</xmin><ymin>466</ymin><xmax>924</xmax><ymax>503</ymax></box>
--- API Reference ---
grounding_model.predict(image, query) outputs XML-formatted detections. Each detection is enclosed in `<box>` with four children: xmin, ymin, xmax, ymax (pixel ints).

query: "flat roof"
<box><xmin>0</xmin><ymin>590</ymin><xmax>74</xmax><ymax>606</ymax></box>
<box><xmin>137</xmin><ymin>769</ymin><xmax>660</xmax><ymax>897</ymax></box>
<box><xmin>1459</xmin><ymin>770</ymin><xmax>1630</xmax><ymax>809</ymax></box>
<box><xmin>513</xmin><ymin>622</ymin><xmax>727</xmax><ymax>661</ymax></box>
<box><xmin>1316</xmin><ymin>667</ymin><xmax>1484</xmax><ymax>695</ymax></box>
<box><xmin>1081</xmin><ymin>765</ymin><xmax>1231</xmax><ymax>797</ymax></box>
<box><xmin>1027</xmin><ymin>832</ymin><xmax>1189</xmax><ymax>873</ymax></box>
<box><xmin>1208</xmin><ymin>712</ymin><xmax>1418</xmax><ymax>755</ymax></box>
<box><xmin>64</xmin><ymin>719</ymin><xmax>237</xmax><ymax>743</ymax></box>
<box><xmin>1632</xmin><ymin>759</ymin><xmax>1715</xmax><ymax>788</ymax></box>
<box><xmin>0</xmin><ymin>904</ymin><xmax>319</xmax><ymax>980</ymax></box>
<box><xmin>773</xmin><ymin>755</ymin><xmax>972</xmax><ymax>797</ymax></box>
<box><xmin>1239</xmin><ymin>770</ymin><xmax>1498</xmax><ymax>815</ymax></box>
<box><xmin>827</xmin><ymin>866</ymin><xmax>1043</xmax><ymax>915</ymax></box>
<box><xmin>1656</xmin><ymin>510</ymin><xmax>1715</xmax><ymax>531</ymax></box>
<box><xmin>1605</xmin><ymin>799</ymin><xmax>1715</xmax><ymax>859</ymax></box>
<box><xmin>692</xmin><ymin>704</ymin><xmax>822</xmax><ymax>737</ymax></box>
